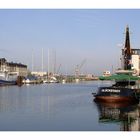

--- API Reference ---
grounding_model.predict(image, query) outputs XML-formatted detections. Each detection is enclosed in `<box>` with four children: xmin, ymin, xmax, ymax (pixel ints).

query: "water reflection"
<box><xmin>0</xmin><ymin>85</ymin><xmax>90</xmax><ymax>120</ymax></box>
<box><xmin>95</xmin><ymin>101</ymin><xmax>140</xmax><ymax>131</ymax></box>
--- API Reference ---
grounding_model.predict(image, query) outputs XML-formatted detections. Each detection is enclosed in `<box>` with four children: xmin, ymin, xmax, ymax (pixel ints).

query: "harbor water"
<box><xmin>0</xmin><ymin>81</ymin><xmax>139</xmax><ymax>131</ymax></box>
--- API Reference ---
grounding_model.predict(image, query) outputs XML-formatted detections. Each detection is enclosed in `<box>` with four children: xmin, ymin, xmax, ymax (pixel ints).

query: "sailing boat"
<box><xmin>45</xmin><ymin>49</ymin><xmax>59</xmax><ymax>83</ymax></box>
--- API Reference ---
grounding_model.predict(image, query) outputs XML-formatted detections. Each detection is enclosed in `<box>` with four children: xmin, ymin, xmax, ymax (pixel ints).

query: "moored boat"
<box><xmin>22</xmin><ymin>75</ymin><xmax>42</xmax><ymax>84</ymax></box>
<box><xmin>93</xmin><ymin>72</ymin><xmax>140</xmax><ymax>103</ymax></box>
<box><xmin>0</xmin><ymin>71</ymin><xmax>18</xmax><ymax>86</ymax></box>
<box><xmin>0</xmin><ymin>79</ymin><xmax>16</xmax><ymax>86</ymax></box>
<box><xmin>94</xmin><ymin>86</ymin><xmax>139</xmax><ymax>103</ymax></box>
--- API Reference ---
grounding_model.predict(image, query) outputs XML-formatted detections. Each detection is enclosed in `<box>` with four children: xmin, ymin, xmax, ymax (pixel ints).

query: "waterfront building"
<box><xmin>31</xmin><ymin>71</ymin><xmax>47</xmax><ymax>77</ymax></box>
<box><xmin>121</xmin><ymin>26</ymin><xmax>140</xmax><ymax>76</ymax></box>
<box><xmin>0</xmin><ymin>58</ymin><xmax>27</xmax><ymax>77</ymax></box>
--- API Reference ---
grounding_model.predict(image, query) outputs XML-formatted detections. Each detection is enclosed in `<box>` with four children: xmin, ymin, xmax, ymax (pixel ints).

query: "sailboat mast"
<box><xmin>42</xmin><ymin>48</ymin><xmax>44</xmax><ymax>73</ymax></box>
<box><xmin>54</xmin><ymin>50</ymin><xmax>56</xmax><ymax>74</ymax></box>
<box><xmin>32</xmin><ymin>50</ymin><xmax>34</xmax><ymax>72</ymax></box>
<box><xmin>48</xmin><ymin>49</ymin><xmax>49</xmax><ymax>77</ymax></box>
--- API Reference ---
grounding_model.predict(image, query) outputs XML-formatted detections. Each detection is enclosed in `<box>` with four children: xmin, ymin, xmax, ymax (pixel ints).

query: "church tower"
<box><xmin>123</xmin><ymin>25</ymin><xmax>132</xmax><ymax>70</ymax></box>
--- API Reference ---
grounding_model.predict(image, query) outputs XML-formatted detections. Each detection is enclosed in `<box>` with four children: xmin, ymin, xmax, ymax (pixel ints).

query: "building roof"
<box><xmin>7</xmin><ymin>62</ymin><xmax>27</xmax><ymax>68</ymax></box>
<box><xmin>0</xmin><ymin>58</ymin><xmax>27</xmax><ymax>68</ymax></box>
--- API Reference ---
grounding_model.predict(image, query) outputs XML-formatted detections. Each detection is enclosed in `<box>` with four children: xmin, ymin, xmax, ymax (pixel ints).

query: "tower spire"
<box><xmin>123</xmin><ymin>25</ymin><xmax>132</xmax><ymax>70</ymax></box>
<box><xmin>124</xmin><ymin>26</ymin><xmax>131</xmax><ymax>55</ymax></box>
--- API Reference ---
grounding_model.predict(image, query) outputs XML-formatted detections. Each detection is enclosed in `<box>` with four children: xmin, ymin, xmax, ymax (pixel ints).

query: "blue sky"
<box><xmin>0</xmin><ymin>9</ymin><xmax>140</xmax><ymax>75</ymax></box>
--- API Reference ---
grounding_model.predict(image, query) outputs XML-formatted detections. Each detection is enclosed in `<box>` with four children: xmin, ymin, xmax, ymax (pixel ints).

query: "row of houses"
<box><xmin>0</xmin><ymin>58</ymin><xmax>28</xmax><ymax>77</ymax></box>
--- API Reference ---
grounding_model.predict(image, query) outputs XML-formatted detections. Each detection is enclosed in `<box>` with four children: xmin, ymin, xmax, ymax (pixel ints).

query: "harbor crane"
<box><xmin>75</xmin><ymin>59</ymin><xmax>86</xmax><ymax>78</ymax></box>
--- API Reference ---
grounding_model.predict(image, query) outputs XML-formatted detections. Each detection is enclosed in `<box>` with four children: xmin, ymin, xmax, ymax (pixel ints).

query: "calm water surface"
<box><xmin>0</xmin><ymin>81</ymin><xmax>139</xmax><ymax>131</ymax></box>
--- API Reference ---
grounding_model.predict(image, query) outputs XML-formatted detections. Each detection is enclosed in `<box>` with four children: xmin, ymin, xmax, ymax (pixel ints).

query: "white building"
<box><xmin>131</xmin><ymin>49</ymin><xmax>140</xmax><ymax>75</ymax></box>
<box><xmin>121</xmin><ymin>49</ymin><xmax>140</xmax><ymax>76</ymax></box>
<box><xmin>31</xmin><ymin>71</ymin><xmax>47</xmax><ymax>77</ymax></box>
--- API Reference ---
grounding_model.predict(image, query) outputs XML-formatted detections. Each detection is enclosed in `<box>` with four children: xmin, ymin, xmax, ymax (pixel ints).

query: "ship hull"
<box><xmin>94</xmin><ymin>96</ymin><xmax>138</xmax><ymax>103</ymax></box>
<box><xmin>94</xmin><ymin>100</ymin><xmax>138</xmax><ymax>108</ymax></box>
<box><xmin>94</xmin><ymin>87</ymin><xmax>139</xmax><ymax>103</ymax></box>
<box><xmin>0</xmin><ymin>79</ymin><xmax>16</xmax><ymax>86</ymax></box>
